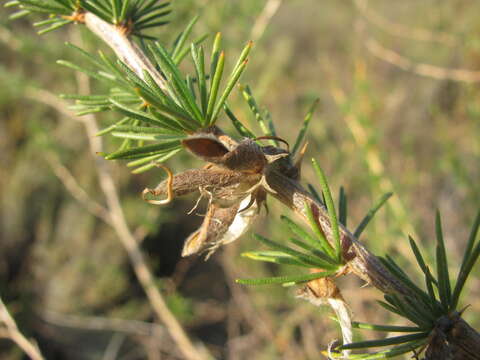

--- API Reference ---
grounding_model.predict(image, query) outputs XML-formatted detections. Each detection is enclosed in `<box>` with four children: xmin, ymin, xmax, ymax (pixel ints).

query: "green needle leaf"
<box><xmin>312</xmin><ymin>159</ymin><xmax>342</xmax><ymax>262</ymax></box>
<box><xmin>352</xmin><ymin>322</ymin><xmax>424</xmax><ymax>333</ymax></box>
<box><xmin>191</xmin><ymin>44</ymin><xmax>208</xmax><ymax>115</ymax></box>
<box><xmin>130</xmin><ymin>149</ymin><xmax>182</xmax><ymax>174</ymax></box>
<box><xmin>332</xmin><ymin>339</ymin><xmax>427</xmax><ymax>359</ymax></box>
<box><xmin>281</xmin><ymin>215</ymin><xmax>331</xmax><ymax>255</ymax></box>
<box><xmin>242</xmin><ymin>251</ymin><xmax>312</xmax><ymax>267</ymax></box>
<box><xmin>149</xmin><ymin>43</ymin><xmax>204</xmax><ymax>125</ymax></box>
<box><xmin>304</xmin><ymin>202</ymin><xmax>336</xmax><ymax>258</ymax></box>
<box><xmin>291</xmin><ymin>98</ymin><xmax>319</xmax><ymax>156</ymax></box>
<box><xmin>206</xmin><ymin>51</ymin><xmax>225</xmax><ymax>123</ymax></box>
<box><xmin>435</xmin><ymin>211</ymin><xmax>451</xmax><ymax>309</ymax></box>
<box><xmin>110</xmin><ymin>99</ymin><xmax>173</xmax><ymax>129</ymax></box>
<box><xmin>232</xmin><ymin>40</ymin><xmax>253</xmax><ymax>72</ymax></box>
<box><xmin>340</xmin><ymin>332</ymin><xmax>428</xmax><ymax>350</ymax></box>
<box><xmin>254</xmin><ymin>234</ymin><xmax>338</xmax><ymax>270</ymax></box>
<box><xmin>451</xmin><ymin>208</ymin><xmax>480</xmax><ymax>309</ymax></box>
<box><xmin>354</xmin><ymin>192</ymin><xmax>393</xmax><ymax>238</ymax></box>
<box><xmin>211</xmin><ymin>58</ymin><xmax>248</xmax><ymax>123</ymax></box>
<box><xmin>127</xmin><ymin>148</ymin><xmax>180</xmax><ymax>168</ymax></box>
<box><xmin>225</xmin><ymin>105</ymin><xmax>256</xmax><ymax>138</ymax></box>
<box><xmin>210</xmin><ymin>32</ymin><xmax>222</xmax><ymax>79</ymax></box>
<box><xmin>241</xmin><ymin>85</ymin><xmax>274</xmax><ymax>141</ymax></box>
<box><xmin>408</xmin><ymin>236</ymin><xmax>440</xmax><ymax>310</ymax></box>
<box><xmin>338</xmin><ymin>186</ymin><xmax>347</xmax><ymax>226</ymax></box>
<box><xmin>104</xmin><ymin>141</ymin><xmax>180</xmax><ymax>160</ymax></box>
<box><xmin>172</xmin><ymin>15</ymin><xmax>199</xmax><ymax>61</ymax></box>
<box><xmin>236</xmin><ymin>270</ymin><xmax>336</xmax><ymax>286</ymax></box>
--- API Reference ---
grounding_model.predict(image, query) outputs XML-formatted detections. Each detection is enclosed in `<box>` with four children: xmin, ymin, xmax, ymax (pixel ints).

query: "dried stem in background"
<box><xmin>352</xmin><ymin>0</ymin><xmax>480</xmax><ymax>83</ymax></box>
<box><xmin>0</xmin><ymin>297</ymin><xmax>45</xmax><ymax>360</ymax></box>
<box><xmin>250</xmin><ymin>0</ymin><xmax>283</xmax><ymax>42</ymax></box>
<box><xmin>41</xmin><ymin>310</ymin><xmax>165</xmax><ymax>338</ymax></box>
<box><xmin>353</xmin><ymin>0</ymin><xmax>456</xmax><ymax>45</ymax></box>
<box><xmin>366</xmin><ymin>37</ymin><xmax>480</xmax><ymax>83</ymax></box>
<box><xmin>45</xmin><ymin>154</ymin><xmax>112</xmax><ymax>225</ymax></box>
<box><xmin>25</xmin><ymin>71</ymin><xmax>209</xmax><ymax>360</ymax></box>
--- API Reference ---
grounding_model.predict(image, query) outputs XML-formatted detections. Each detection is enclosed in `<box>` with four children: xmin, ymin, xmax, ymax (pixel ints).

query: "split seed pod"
<box><xmin>143</xmin><ymin>130</ymin><xmax>297</xmax><ymax>258</ymax></box>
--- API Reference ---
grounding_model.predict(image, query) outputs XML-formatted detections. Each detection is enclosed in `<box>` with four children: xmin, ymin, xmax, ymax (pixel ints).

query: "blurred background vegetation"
<box><xmin>1</xmin><ymin>0</ymin><xmax>479</xmax><ymax>359</ymax></box>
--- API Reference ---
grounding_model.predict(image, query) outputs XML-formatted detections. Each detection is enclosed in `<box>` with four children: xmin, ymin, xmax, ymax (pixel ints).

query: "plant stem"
<box><xmin>265</xmin><ymin>168</ymin><xmax>480</xmax><ymax>359</ymax></box>
<box><xmin>0</xmin><ymin>297</ymin><xmax>45</xmax><ymax>360</ymax></box>
<box><xmin>84</xmin><ymin>12</ymin><xmax>168</xmax><ymax>91</ymax></box>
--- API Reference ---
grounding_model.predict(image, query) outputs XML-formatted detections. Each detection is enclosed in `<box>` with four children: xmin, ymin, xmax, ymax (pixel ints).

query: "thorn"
<box><xmin>295</xmin><ymin>141</ymin><xmax>309</xmax><ymax>168</ymax></box>
<box><xmin>457</xmin><ymin>304</ymin><xmax>471</xmax><ymax>316</ymax></box>
<box><xmin>142</xmin><ymin>163</ymin><xmax>174</xmax><ymax>205</ymax></box>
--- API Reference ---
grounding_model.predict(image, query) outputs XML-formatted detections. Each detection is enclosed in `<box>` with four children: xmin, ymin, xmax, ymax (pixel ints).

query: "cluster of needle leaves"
<box><xmin>240</xmin><ymin>159</ymin><xmax>480</xmax><ymax>359</ymax></box>
<box><xmin>6</xmin><ymin>1</ymin><xmax>252</xmax><ymax>173</ymax></box>
<box><xmin>331</xmin><ymin>209</ymin><xmax>480</xmax><ymax>359</ymax></box>
<box><xmin>238</xmin><ymin>162</ymin><xmax>392</xmax><ymax>287</ymax></box>
<box><xmin>6</xmin><ymin>0</ymin><xmax>171</xmax><ymax>37</ymax></box>
<box><xmin>57</xmin><ymin>27</ymin><xmax>251</xmax><ymax>172</ymax></box>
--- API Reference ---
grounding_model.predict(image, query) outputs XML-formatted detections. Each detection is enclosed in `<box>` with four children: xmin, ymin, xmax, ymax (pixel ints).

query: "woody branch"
<box><xmin>265</xmin><ymin>167</ymin><xmax>480</xmax><ymax>359</ymax></box>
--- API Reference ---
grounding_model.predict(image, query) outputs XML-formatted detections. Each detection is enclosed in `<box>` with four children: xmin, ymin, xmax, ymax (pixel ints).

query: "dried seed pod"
<box><xmin>182</xmin><ymin>194</ymin><xmax>259</xmax><ymax>258</ymax></box>
<box><xmin>182</xmin><ymin>133</ymin><xmax>230</xmax><ymax>162</ymax></box>
<box><xmin>143</xmin><ymin>167</ymin><xmax>262</xmax><ymax>201</ymax></box>
<box><xmin>183</xmin><ymin>135</ymin><xmax>267</xmax><ymax>174</ymax></box>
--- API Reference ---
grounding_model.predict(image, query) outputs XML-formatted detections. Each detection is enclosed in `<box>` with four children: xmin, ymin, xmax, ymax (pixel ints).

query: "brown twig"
<box><xmin>220</xmin><ymin>246</ymin><xmax>276</xmax><ymax>343</ymax></box>
<box><xmin>265</xmin><ymin>167</ymin><xmax>480</xmax><ymax>359</ymax></box>
<box><xmin>0</xmin><ymin>297</ymin><xmax>45</xmax><ymax>360</ymax></box>
<box><xmin>353</xmin><ymin>0</ymin><xmax>457</xmax><ymax>45</ymax></box>
<box><xmin>45</xmin><ymin>154</ymin><xmax>112</xmax><ymax>225</ymax></box>
<box><xmin>102</xmin><ymin>333</ymin><xmax>126</xmax><ymax>360</ymax></box>
<box><xmin>366</xmin><ymin>37</ymin><xmax>480</xmax><ymax>83</ymax></box>
<box><xmin>41</xmin><ymin>310</ymin><xmax>165</xmax><ymax>338</ymax></box>
<box><xmin>250</xmin><ymin>0</ymin><xmax>283</xmax><ymax>42</ymax></box>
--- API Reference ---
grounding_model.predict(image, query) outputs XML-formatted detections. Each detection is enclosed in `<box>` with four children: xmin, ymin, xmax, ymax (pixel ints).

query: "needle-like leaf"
<box><xmin>354</xmin><ymin>192</ymin><xmax>393</xmax><ymax>238</ymax></box>
<box><xmin>312</xmin><ymin>159</ymin><xmax>342</xmax><ymax>262</ymax></box>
